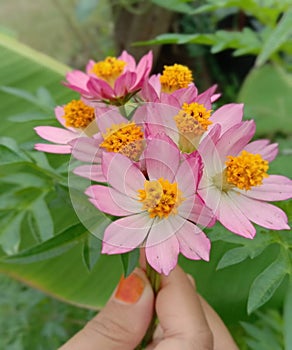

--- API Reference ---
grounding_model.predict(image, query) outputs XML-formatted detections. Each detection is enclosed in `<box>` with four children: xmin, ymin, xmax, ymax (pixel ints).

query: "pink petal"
<box><xmin>216</xmin><ymin>121</ymin><xmax>256</xmax><ymax>162</ymax></box>
<box><xmin>210</xmin><ymin>103</ymin><xmax>244</xmax><ymax>135</ymax></box>
<box><xmin>146</xmin><ymin>234</ymin><xmax>179</xmax><ymax>275</ymax></box>
<box><xmin>198</xmin><ymin>124</ymin><xmax>222</xmax><ymax>177</ymax></box>
<box><xmin>217</xmin><ymin>192</ymin><xmax>256</xmax><ymax>238</ymax></box>
<box><xmin>65</xmin><ymin>70</ymin><xmax>90</xmax><ymax>95</ymax></box>
<box><xmin>119</xmin><ymin>51</ymin><xmax>136</xmax><ymax>70</ymax></box>
<box><xmin>86</xmin><ymin>59</ymin><xmax>95</xmax><ymax>74</ymax></box>
<box><xmin>229</xmin><ymin>191</ymin><xmax>290</xmax><ymax>231</ymax></box>
<box><xmin>114</xmin><ymin>71</ymin><xmax>137</xmax><ymax>96</ymax></box>
<box><xmin>102</xmin><ymin>213</ymin><xmax>151</xmax><ymax>254</ymax></box>
<box><xmin>54</xmin><ymin>106</ymin><xmax>67</xmax><ymax>128</ymax></box>
<box><xmin>242</xmin><ymin>175</ymin><xmax>292</xmax><ymax>201</ymax></box>
<box><xmin>176</xmin><ymin>221</ymin><xmax>211</xmax><ymax>261</ymax></box>
<box><xmin>195</xmin><ymin>85</ymin><xmax>216</xmax><ymax>110</ymax></box>
<box><xmin>87</xmin><ymin>77</ymin><xmax>115</xmax><ymax>100</ymax></box>
<box><xmin>96</xmin><ymin>110</ymin><xmax>127</xmax><ymax>135</ymax></box>
<box><xmin>134</xmin><ymin>51</ymin><xmax>153</xmax><ymax>87</ymax></box>
<box><xmin>34</xmin><ymin>126</ymin><xmax>77</xmax><ymax>144</ymax></box>
<box><xmin>34</xmin><ymin>143</ymin><xmax>72</xmax><ymax>154</ymax></box>
<box><xmin>86</xmin><ymin>185</ymin><xmax>142</xmax><ymax>216</ymax></box>
<box><xmin>172</xmin><ymin>84</ymin><xmax>198</xmax><ymax>105</ymax></box>
<box><xmin>244</xmin><ymin>139</ymin><xmax>278</xmax><ymax>161</ymax></box>
<box><xmin>70</xmin><ymin>137</ymin><xmax>101</xmax><ymax>163</ymax></box>
<box><xmin>73</xmin><ymin>165</ymin><xmax>106</xmax><ymax>182</ymax></box>
<box><xmin>139</xmin><ymin>80</ymin><xmax>160</xmax><ymax>102</ymax></box>
<box><xmin>175</xmin><ymin>152</ymin><xmax>202</xmax><ymax>197</ymax></box>
<box><xmin>178</xmin><ymin>195</ymin><xmax>216</xmax><ymax>228</ymax></box>
<box><xmin>102</xmin><ymin>152</ymin><xmax>146</xmax><ymax>198</ymax></box>
<box><xmin>145</xmin><ymin>135</ymin><xmax>180</xmax><ymax>182</ymax></box>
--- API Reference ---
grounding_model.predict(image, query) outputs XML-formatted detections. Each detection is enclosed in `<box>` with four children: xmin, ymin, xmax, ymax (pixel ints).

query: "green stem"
<box><xmin>135</xmin><ymin>263</ymin><xmax>161</xmax><ymax>349</ymax></box>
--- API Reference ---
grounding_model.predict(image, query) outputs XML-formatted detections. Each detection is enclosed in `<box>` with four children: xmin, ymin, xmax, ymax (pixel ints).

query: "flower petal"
<box><xmin>229</xmin><ymin>191</ymin><xmax>290</xmax><ymax>231</ymax></box>
<box><xmin>216</xmin><ymin>120</ymin><xmax>256</xmax><ymax>162</ymax></box>
<box><xmin>145</xmin><ymin>134</ymin><xmax>180</xmax><ymax>182</ymax></box>
<box><xmin>210</xmin><ymin>103</ymin><xmax>243</xmax><ymax>135</ymax></box>
<box><xmin>65</xmin><ymin>70</ymin><xmax>90</xmax><ymax>95</ymax></box>
<box><xmin>86</xmin><ymin>185</ymin><xmax>142</xmax><ymax>216</ymax></box>
<box><xmin>87</xmin><ymin>77</ymin><xmax>115</xmax><ymax>100</ymax></box>
<box><xmin>216</xmin><ymin>192</ymin><xmax>256</xmax><ymax>238</ymax></box>
<box><xmin>34</xmin><ymin>143</ymin><xmax>72</xmax><ymax>154</ymax></box>
<box><xmin>102</xmin><ymin>213</ymin><xmax>151</xmax><ymax>254</ymax></box>
<box><xmin>102</xmin><ymin>152</ymin><xmax>146</xmax><ymax>197</ymax></box>
<box><xmin>34</xmin><ymin>126</ymin><xmax>77</xmax><ymax>144</ymax></box>
<box><xmin>73</xmin><ymin>165</ymin><xmax>106</xmax><ymax>182</ymax></box>
<box><xmin>119</xmin><ymin>51</ymin><xmax>136</xmax><ymax>70</ymax></box>
<box><xmin>176</xmin><ymin>221</ymin><xmax>211</xmax><ymax>261</ymax></box>
<box><xmin>146</xmin><ymin>233</ymin><xmax>179</xmax><ymax>275</ymax></box>
<box><xmin>240</xmin><ymin>175</ymin><xmax>292</xmax><ymax>201</ymax></box>
<box><xmin>96</xmin><ymin>110</ymin><xmax>127</xmax><ymax>135</ymax></box>
<box><xmin>114</xmin><ymin>71</ymin><xmax>137</xmax><ymax>96</ymax></box>
<box><xmin>70</xmin><ymin>137</ymin><xmax>102</xmax><ymax>163</ymax></box>
<box><xmin>244</xmin><ymin>139</ymin><xmax>278</xmax><ymax>161</ymax></box>
<box><xmin>175</xmin><ymin>152</ymin><xmax>202</xmax><ymax>197</ymax></box>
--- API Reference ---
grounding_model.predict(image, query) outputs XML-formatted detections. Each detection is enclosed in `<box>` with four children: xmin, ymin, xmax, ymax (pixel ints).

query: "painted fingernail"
<box><xmin>115</xmin><ymin>273</ymin><xmax>145</xmax><ymax>304</ymax></box>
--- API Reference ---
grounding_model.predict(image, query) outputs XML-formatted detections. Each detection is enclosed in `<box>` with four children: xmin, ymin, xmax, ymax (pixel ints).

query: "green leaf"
<box><xmin>28</xmin><ymin>198</ymin><xmax>54</xmax><ymax>242</ymax></box>
<box><xmin>0</xmin><ymin>145</ymin><xmax>25</xmax><ymax>165</ymax></box>
<box><xmin>0</xmin><ymin>212</ymin><xmax>25</xmax><ymax>255</ymax></box>
<box><xmin>248</xmin><ymin>250</ymin><xmax>290</xmax><ymax>314</ymax></box>
<box><xmin>3</xmin><ymin>224</ymin><xmax>87</xmax><ymax>264</ymax></box>
<box><xmin>121</xmin><ymin>249</ymin><xmax>140</xmax><ymax>277</ymax></box>
<box><xmin>284</xmin><ymin>278</ymin><xmax>292</xmax><ymax>349</ymax></box>
<box><xmin>256</xmin><ymin>9</ymin><xmax>292</xmax><ymax>67</ymax></box>
<box><xmin>82</xmin><ymin>233</ymin><xmax>102</xmax><ymax>271</ymax></box>
<box><xmin>238</xmin><ymin>64</ymin><xmax>292</xmax><ymax>136</ymax></box>
<box><xmin>217</xmin><ymin>247</ymin><xmax>250</xmax><ymax>270</ymax></box>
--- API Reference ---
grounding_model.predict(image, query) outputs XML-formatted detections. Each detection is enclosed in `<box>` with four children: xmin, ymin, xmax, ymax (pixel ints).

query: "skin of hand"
<box><xmin>60</xmin><ymin>266</ymin><xmax>238</xmax><ymax>350</ymax></box>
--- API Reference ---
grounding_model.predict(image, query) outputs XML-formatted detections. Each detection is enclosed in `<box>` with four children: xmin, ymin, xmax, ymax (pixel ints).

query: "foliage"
<box><xmin>0</xmin><ymin>274</ymin><xmax>94</xmax><ymax>350</ymax></box>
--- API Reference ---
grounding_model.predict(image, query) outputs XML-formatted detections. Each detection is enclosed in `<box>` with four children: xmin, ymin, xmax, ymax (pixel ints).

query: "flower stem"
<box><xmin>136</xmin><ymin>263</ymin><xmax>161</xmax><ymax>349</ymax></box>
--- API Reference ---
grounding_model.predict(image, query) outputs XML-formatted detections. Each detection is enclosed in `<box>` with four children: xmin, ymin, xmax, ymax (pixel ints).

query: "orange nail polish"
<box><xmin>115</xmin><ymin>273</ymin><xmax>145</xmax><ymax>303</ymax></box>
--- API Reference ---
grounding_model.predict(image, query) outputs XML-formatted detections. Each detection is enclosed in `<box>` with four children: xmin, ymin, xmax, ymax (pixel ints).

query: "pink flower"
<box><xmin>34</xmin><ymin>100</ymin><xmax>98</xmax><ymax>154</ymax></box>
<box><xmin>198</xmin><ymin>121</ymin><xmax>292</xmax><ymax>238</ymax></box>
<box><xmin>64</xmin><ymin>51</ymin><xmax>153</xmax><ymax>105</ymax></box>
<box><xmin>139</xmin><ymin>101</ymin><xmax>244</xmax><ymax>153</ymax></box>
<box><xmin>70</xmin><ymin>107</ymin><xmax>146</xmax><ymax>182</ymax></box>
<box><xmin>85</xmin><ymin>136</ymin><xmax>214</xmax><ymax>275</ymax></box>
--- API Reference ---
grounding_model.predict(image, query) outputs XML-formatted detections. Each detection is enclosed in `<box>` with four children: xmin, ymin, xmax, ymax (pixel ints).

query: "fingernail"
<box><xmin>115</xmin><ymin>272</ymin><xmax>145</xmax><ymax>304</ymax></box>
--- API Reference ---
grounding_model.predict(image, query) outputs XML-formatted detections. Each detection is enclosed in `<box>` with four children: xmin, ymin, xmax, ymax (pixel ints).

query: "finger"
<box><xmin>154</xmin><ymin>265</ymin><xmax>213</xmax><ymax>350</ymax></box>
<box><xmin>59</xmin><ymin>268</ymin><xmax>154</xmax><ymax>350</ymax></box>
<box><xmin>198</xmin><ymin>295</ymin><xmax>239</xmax><ymax>350</ymax></box>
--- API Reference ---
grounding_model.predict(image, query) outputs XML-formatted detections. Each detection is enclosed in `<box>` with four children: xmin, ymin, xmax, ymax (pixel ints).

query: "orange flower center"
<box><xmin>62</xmin><ymin>100</ymin><xmax>95</xmax><ymax>129</ymax></box>
<box><xmin>160</xmin><ymin>64</ymin><xmax>193</xmax><ymax>93</ymax></box>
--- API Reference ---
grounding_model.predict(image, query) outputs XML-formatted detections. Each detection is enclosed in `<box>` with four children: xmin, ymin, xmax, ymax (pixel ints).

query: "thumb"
<box><xmin>60</xmin><ymin>268</ymin><xmax>154</xmax><ymax>350</ymax></box>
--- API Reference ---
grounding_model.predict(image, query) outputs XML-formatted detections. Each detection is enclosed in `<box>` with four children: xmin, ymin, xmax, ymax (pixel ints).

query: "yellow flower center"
<box><xmin>225</xmin><ymin>150</ymin><xmax>269</xmax><ymax>191</ymax></box>
<box><xmin>174</xmin><ymin>102</ymin><xmax>212</xmax><ymax>135</ymax></box>
<box><xmin>100</xmin><ymin>122</ymin><xmax>144</xmax><ymax>161</ymax></box>
<box><xmin>91</xmin><ymin>57</ymin><xmax>126</xmax><ymax>86</ymax></box>
<box><xmin>62</xmin><ymin>100</ymin><xmax>95</xmax><ymax>129</ymax></box>
<box><xmin>138</xmin><ymin>178</ymin><xmax>184</xmax><ymax>218</ymax></box>
<box><xmin>160</xmin><ymin>64</ymin><xmax>193</xmax><ymax>93</ymax></box>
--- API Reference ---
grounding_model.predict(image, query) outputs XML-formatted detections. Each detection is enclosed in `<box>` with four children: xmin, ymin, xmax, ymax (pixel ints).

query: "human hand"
<box><xmin>60</xmin><ymin>266</ymin><xmax>238</xmax><ymax>349</ymax></box>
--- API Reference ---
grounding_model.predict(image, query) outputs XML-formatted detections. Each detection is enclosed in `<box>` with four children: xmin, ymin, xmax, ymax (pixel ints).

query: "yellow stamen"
<box><xmin>62</xmin><ymin>100</ymin><xmax>95</xmax><ymax>129</ymax></box>
<box><xmin>100</xmin><ymin>122</ymin><xmax>144</xmax><ymax>161</ymax></box>
<box><xmin>174</xmin><ymin>102</ymin><xmax>212</xmax><ymax>135</ymax></box>
<box><xmin>138</xmin><ymin>178</ymin><xmax>184</xmax><ymax>218</ymax></box>
<box><xmin>225</xmin><ymin>150</ymin><xmax>269</xmax><ymax>191</ymax></box>
<box><xmin>160</xmin><ymin>64</ymin><xmax>193</xmax><ymax>93</ymax></box>
<box><xmin>91</xmin><ymin>57</ymin><xmax>126</xmax><ymax>86</ymax></box>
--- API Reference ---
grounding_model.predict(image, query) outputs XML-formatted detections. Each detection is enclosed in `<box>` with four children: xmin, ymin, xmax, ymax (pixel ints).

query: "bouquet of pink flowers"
<box><xmin>34</xmin><ymin>50</ymin><xmax>292</xmax><ymax>346</ymax></box>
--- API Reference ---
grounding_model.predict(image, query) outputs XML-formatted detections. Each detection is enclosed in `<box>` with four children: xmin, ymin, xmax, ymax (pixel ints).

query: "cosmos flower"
<box><xmin>85</xmin><ymin>135</ymin><xmax>214</xmax><ymax>275</ymax></box>
<box><xmin>197</xmin><ymin>121</ymin><xmax>292</xmax><ymax>238</ymax></box>
<box><xmin>34</xmin><ymin>99</ymin><xmax>97</xmax><ymax>154</ymax></box>
<box><xmin>64</xmin><ymin>51</ymin><xmax>153</xmax><ymax>105</ymax></box>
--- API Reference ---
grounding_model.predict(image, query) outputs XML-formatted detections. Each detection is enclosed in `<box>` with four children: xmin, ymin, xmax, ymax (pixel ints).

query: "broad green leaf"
<box><xmin>284</xmin><ymin>278</ymin><xmax>292</xmax><ymax>349</ymax></box>
<box><xmin>82</xmin><ymin>233</ymin><xmax>102</xmax><ymax>271</ymax></box>
<box><xmin>121</xmin><ymin>249</ymin><xmax>140</xmax><ymax>277</ymax></box>
<box><xmin>217</xmin><ymin>247</ymin><xmax>251</xmax><ymax>270</ymax></box>
<box><xmin>3</xmin><ymin>224</ymin><xmax>87</xmax><ymax>264</ymax></box>
<box><xmin>0</xmin><ymin>212</ymin><xmax>25</xmax><ymax>255</ymax></box>
<box><xmin>248</xmin><ymin>250</ymin><xmax>290</xmax><ymax>314</ymax></box>
<box><xmin>256</xmin><ymin>9</ymin><xmax>292</xmax><ymax>67</ymax></box>
<box><xmin>238</xmin><ymin>64</ymin><xmax>292</xmax><ymax>136</ymax></box>
<box><xmin>28</xmin><ymin>198</ymin><xmax>54</xmax><ymax>242</ymax></box>
<box><xmin>0</xmin><ymin>145</ymin><xmax>25</xmax><ymax>165</ymax></box>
